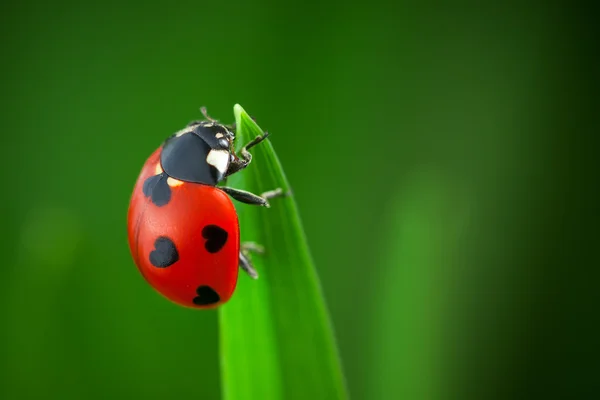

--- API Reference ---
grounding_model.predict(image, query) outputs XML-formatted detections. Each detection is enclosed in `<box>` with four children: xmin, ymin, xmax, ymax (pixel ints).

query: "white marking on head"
<box><xmin>167</xmin><ymin>177</ymin><xmax>184</xmax><ymax>187</ymax></box>
<box><xmin>206</xmin><ymin>149</ymin><xmax>229</xmax><ymax>174</ymax></box>
<box><xmin>215</xmin><ymin>133</ymin><xmax>224</xmax><ymax>139</ymax></box>
<box><xmin>155</xmin><ymin>163</ymin><xmax>163</xmax><ymax>174</ymax></box>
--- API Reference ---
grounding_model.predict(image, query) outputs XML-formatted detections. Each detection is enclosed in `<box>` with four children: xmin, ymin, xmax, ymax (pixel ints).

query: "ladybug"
<box><xmin>127</xmin><ymin>108</ymin><xmax>283</xmax><ymax>309</ymax></box>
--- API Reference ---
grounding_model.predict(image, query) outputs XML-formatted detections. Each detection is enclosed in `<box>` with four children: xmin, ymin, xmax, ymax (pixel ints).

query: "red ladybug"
<box><xmin>127</xmin><ymin>108</ymin><xmax>282</xmax><ymax>309</ymax></box>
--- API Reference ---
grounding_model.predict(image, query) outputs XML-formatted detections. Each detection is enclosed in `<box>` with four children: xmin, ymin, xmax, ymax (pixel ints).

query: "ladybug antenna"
<box><xmin>200</xmin><ymin>106</ymin><xmax>218</xmax><ymax>123</ymax></box>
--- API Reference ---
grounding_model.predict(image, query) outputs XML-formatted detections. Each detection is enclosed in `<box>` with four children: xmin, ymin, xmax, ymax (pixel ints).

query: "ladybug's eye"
<box><xmin>218</xmin><ymin>138</ymin><xmax>229</xmax><ymax>149</ymax></box>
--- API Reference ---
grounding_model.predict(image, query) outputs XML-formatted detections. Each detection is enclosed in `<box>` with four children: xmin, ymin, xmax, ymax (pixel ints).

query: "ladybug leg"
<box><xmin>220</xmin><ymin>187</ymin><xmax>285</xmax><ymax>208</ymax></box>
<box><xmin>239</xmin><ymin>242</ymin><xmax>266</xmax><ymax>278</ymax></box>
<box><xmin>223</xmin><ymin>131</ymin><xmax>271</xmax><ymax>178</ymax></box>
<box><xmin>241</xmin><ymin>242</ymin><xmax>265</xmax><ymax>254</ymax></box>
<box><xmin>190</xmin><ymin>107</ymin><xmax>236</xmax><ymax>129</ymax></box>
<box><xmin>187</xmin><ymin>107</ymin><xmax>221</xmax><ymax>126</ymax></box>
<box><xmin>239</xmin><ymin>250</ymin><xmax>259</xmax><ymax>279</ymax></box>
<box><xmin>200</xmin><ymin>106</ymin><xmax>218</xmax><ymax>122</ymax></box>
<box><xmin>261</xmin><ymin>188</ymin><xmax>287</xmax><ymax>200</ymax></box>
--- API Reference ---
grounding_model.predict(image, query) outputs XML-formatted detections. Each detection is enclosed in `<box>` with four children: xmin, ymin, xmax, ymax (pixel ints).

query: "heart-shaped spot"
<box><xmin>193</xmin><ymin>285</ymin><xmax>220</xmax><ymax>305</ymax></box>
<box><xmin>202</xmin><ymin>225</ymin><xmax>228</xmax><ymax>253</ymax></box>
<box><xmin>149</xmin><ymin>236</ymin><xmax>179</xmax><ymax>268</ymax></box>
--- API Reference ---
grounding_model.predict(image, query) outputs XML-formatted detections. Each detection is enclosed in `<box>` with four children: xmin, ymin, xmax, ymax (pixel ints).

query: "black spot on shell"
<box><xmin>193</xmin><ymin>285</ymin><xmax>220</xmax><ymax>305</ymax></box>
<box><xmin>143</xmin><ymin>173</ymin><xmax>171</xmax><ymax>207</ymax></box>
<box><xmin>149</xmin><ymin>237</ymin><xmax>179</xmax><ymax>268</ymax></box>
<box><xmin>202</xmin><ymin>225</ymin><xmax>228</xmax><ymax>253</ymax></box>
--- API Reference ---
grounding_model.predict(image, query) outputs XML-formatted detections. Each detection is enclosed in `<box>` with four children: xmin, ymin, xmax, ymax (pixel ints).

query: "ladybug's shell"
<box><xmin>127</xmin><ymin>148</ymin><xmax>240</xmax><ymax>309</ymax></box>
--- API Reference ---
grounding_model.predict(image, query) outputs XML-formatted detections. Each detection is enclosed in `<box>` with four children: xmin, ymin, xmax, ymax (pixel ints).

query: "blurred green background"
<box><xmin>1</xmin><ymin>1</ymin><xmax>597</xmax><ymax>399</ymax></box>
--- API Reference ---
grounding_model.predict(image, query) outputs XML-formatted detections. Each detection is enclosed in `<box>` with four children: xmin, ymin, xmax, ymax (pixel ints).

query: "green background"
<box><xmin>1</xmin><ymin>1</ymin><xmax>596</xmax><ymax>399</ymax></box>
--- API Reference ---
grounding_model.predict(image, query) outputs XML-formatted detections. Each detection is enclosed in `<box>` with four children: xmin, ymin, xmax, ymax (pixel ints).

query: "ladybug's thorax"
<box><xmin>159</xmin><ymin>122</ymin><xmax>233</xmax><ymax>186</ymax></box>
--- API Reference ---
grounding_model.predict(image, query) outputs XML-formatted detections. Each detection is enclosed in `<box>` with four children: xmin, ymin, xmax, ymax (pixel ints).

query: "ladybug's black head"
<box><xmin>159</xmin><ymin>121</ymin><xmax>234</xmax><ymax>186</ymax></box>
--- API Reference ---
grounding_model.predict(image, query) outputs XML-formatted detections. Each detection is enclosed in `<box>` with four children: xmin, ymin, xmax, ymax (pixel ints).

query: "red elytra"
<box><xmin>127</xmin><ymin>148</ymin><xmax>240</xmax><ymax>309</ymax></box>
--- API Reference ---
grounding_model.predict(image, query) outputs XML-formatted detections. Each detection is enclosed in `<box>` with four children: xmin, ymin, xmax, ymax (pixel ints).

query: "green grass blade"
<box><xmin>218</xmin><ymin>104</ymin><xmax>348</xmax><ymax>400</ymax></box>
